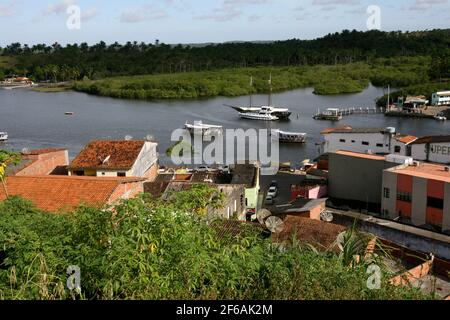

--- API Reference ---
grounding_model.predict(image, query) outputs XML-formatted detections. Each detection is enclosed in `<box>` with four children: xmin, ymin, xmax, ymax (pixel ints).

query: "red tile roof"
<box><xmin>70</xmin><ymin>140</ymin><xmax>146</xmax><ymax>170</ymax></box>
<box><xmin>274</xmin><ymin>216</ymin><xmax>346</xmax><ymax>250</ymax></box>
<box><xmin>25</xmin><ymin>148</ymin><xmax>67</xmax><ymax>156</ymax></box>
<box><xmin>0</xmin><ymin>176</ymin><xmax>144</xmax><ymax>212</ymax></box>
<box><xmin>394</xmin><ymin>135</ymin><xmax>417</xmax><ymax>144</ymax></box>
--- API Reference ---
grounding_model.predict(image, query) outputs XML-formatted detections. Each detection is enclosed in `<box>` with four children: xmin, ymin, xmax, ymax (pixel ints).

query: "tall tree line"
<box><xmin>1</xmin><ymin>29</ymin><xmax>449</xmax><ymax>82</ymax></box>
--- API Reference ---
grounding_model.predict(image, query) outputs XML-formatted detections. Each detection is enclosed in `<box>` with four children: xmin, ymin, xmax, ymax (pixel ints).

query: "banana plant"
<box><xmin>0</xmin><ymin>150</ymin><xmax>21</xmax><ymax>198</ymax></box>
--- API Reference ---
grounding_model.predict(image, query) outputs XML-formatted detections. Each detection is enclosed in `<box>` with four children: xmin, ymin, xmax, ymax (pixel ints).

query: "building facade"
<box><xmin>381</xmin><ymin>162</ymin><xmax>450</xmax><ymax>234</ymax></box>
<box><xmin>328</xmin><ymin>151</ymin><xmax>412</xmax><ymax>211</ymax></box>
<box><xmin>9</xmin><ymin>148</ymin><xmax>69</xmax><ymax>176</ymax></box>
<box><xmin>411</xmin><ymin>136</ymin><xmax>450</xmax><ymax>165</ymax></box>
<box><xmin>321</xmin><ymin>126</ymin><xmax>416</xmax><ymax>156</ymax></box>
<box><xmin>432</xmin><ymin>91</ymin><xmax>450</xmax><ymax>106</ymax></box>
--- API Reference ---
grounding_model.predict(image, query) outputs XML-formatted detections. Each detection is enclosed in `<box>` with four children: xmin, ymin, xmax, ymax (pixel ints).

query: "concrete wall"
<box><xmin>381</xmin><ymin>170</ymin><xmax>397</xmax><ymax>219</ymax></box>
<box><xmin>324</xmin><ymin>132</ymin><xmax>392</xmax><ymax>155</ymax></box>
<box><xmin>209</xmin><ymin>184</ymin><xmax>245</xmax><ymax>220</ymax></box>
<box><xmin>444</xmin><ymin>183</ymin><xmax>450</xmax><ymax>233</ymax></box>
<box><xmin>130</xmin><ymin>142</ymin><xmax>158</xmax><ymax>177</ymax></box>
<box><xmin>328</xmin><ymin>153</ymin><xmax>398</xmax><ymax>205</ymax></box>
<box><xmin>412</xmin><ymin>142</ymin><xmax>450</xmax><ymax>164</ymax></box>
<box><xmin>16</xmin><ymin>150</ymin><xmax>69</xmax><ymax>176</ymax></box>
<box><xmin>411</xmin><ymin>177</ymin><xmax>427</xmax><ymax>226</ymax></box>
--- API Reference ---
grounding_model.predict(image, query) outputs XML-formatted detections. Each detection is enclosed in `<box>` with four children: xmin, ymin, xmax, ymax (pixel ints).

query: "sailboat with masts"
<box><xmin>226</xmin><ymin>75</ymin><xmax>292</xmax><ymax>120</ymax></box>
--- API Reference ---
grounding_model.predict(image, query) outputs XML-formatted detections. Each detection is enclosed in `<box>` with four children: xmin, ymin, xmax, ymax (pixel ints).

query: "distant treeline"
<box><xmin>1</xmin><ymin>29</ymin><xmax>450</xmax><ymax>82</ymax></box>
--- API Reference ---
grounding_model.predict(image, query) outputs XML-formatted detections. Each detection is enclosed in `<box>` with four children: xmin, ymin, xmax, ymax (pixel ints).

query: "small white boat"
<box><xmin>0</xmin><ymin>132</ymin><xmax>8</xmax><ymax>142</ymax></box>
<box><xmin>65</xmin><ymin>112</ymin><xmax>75</xmax><ymax>116</ymax></box>
<box><xmin>239</xmin><ymin>111</ymin><xmax>279</xmax><ymax>121</ymax></box>
<box><xmin>184</xmin><ymin>121</ymin><xmax>223</xmax><ymax>136</ymax></box>
<box><xmin>272</xmin><ymin>130</ymin><xmax>307</xmax><ymax>143</ymax></box>
<box><xmin>434</xmin><ymin>115</ymin><xmax>447</xmax><ymax>121</ymax></box>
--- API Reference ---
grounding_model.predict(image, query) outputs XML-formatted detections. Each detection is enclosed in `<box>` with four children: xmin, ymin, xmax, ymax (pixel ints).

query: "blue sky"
<box><xmin>0</xmin><ymin>0</ymin><xmax>449</xmax><ymax>46</ymax></box>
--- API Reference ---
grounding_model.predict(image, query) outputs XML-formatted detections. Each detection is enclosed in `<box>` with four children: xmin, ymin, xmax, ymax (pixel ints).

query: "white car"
<box><xmin>267</xmin><ymin>186</ymin><xmax>278</xmax><ymax>198</ymax></box>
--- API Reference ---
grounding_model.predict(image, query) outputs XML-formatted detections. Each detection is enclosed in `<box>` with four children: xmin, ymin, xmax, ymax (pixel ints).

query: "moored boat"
<box><xmin>0</xmin><ymin>132</ymin><xmax>8</xmax><ymax>141</ymax></box>
<box><xmin>184</xmin><ymin>121</ymin><xmax>223</xmax><ymax>136</ymax></box>
<box><xmin>239</xmin><ymin>111</ymin><xmax>279</xmax><ymax>121</ymax></box>
<box><xmin>225</xmin><ymin>75</ymin><xmax>292</xmax><ymax>120</ymax></box>
<box><xmin>272</xmin><ymin>130</ymin><xmax>306</xmax><ymax>143</ymax></box>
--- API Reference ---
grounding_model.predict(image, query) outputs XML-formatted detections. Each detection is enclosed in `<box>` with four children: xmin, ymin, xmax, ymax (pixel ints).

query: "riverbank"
<box><xmin>72</xmin><ymin>57</ymin><xmax>430</xmax><ymax>101</ymax></box>
<box><xmin>31</xmin><ymin>82</ymin><xmax>73</xmax><ymax>93</ymax></box>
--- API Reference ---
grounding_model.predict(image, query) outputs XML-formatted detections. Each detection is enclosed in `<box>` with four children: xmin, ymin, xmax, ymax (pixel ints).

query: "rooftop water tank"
<box><xmin>385</xmin><ymin>127</ymin><xmax>396</xmax><ymax>134</ymax></box>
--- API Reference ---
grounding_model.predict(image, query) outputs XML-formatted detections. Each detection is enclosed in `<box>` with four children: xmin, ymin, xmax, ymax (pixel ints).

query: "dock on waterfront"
<box><xmin>313</xmin><ymin>107</ymin><xmax>384</xmax><ymax>121</ymax></box>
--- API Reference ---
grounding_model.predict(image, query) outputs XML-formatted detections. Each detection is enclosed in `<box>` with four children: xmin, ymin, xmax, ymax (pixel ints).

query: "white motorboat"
<box><xmin>272</xmin><ymin>130</ymin><xmax>307</xmax><ymax>143</ymax></box>
<box><xmin>239</xmin><ymin>111</ymin><xmax>279</xmax><ymax>121</ymax></box>
<box><xmin>184</xmin><ymin>121</ymin><xmax>223</xmax><ymax>136</ymax></box>
<box><xmin>0</xmin><ymin>132</ymin><xmax>8</xmax><ymax>141</ymax></box>
<box><xmin>434</xmin><ymin>115</ymin><xmax>447</xmax><ymax>121</ymax></box>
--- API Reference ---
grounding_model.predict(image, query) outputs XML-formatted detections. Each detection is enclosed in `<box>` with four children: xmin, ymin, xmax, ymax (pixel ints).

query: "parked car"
<box><xmin>267</xmin><ymin>186</ymin><xmax>278</xmax><ymax>198</ymax></box>
<box><xmin>195</xmin><ymin>166</ymin><xmax>210</xmax><ymax>172</ymax></box>
<box><xmin>265</xmin><ymin>195</ymin><xmax>275</xmax><ymax>205</ymax></box>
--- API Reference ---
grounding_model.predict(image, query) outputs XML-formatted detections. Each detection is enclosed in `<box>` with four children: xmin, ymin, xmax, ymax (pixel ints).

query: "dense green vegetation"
<box><xmin>0</xmin><ymin>191</ymin><xmax>431</xmax><ymax>300</ymax></box>
<box><xmin>72</xmin><ymin>57</ymin><xmax>431</xmax><ymax>99</ymax></box>
<box><xmin>1</xmin><ymin>29</ymin><xmax>449</xmax><ymax>99</ymax></box>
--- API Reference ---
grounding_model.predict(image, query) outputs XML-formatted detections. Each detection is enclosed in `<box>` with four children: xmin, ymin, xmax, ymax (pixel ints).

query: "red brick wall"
<box><xmin>108</xmin><ymin>181</ymin><xmax>144</xmax><ymax>204</ymax></box>
<box><xmin>142</xmin><ymin>163</ymin><xmax>158</xmax><ymax>181</ymax></box>
<box><xmin>396</xmin><ymin>201</ymin><xmax>412</xmax><ymax>218</ymax></box>
<box><xmin>397</xmin><ymin>174</ymin><xmax>413</xmax><ymax>193</ymax></box>
<box><xmin>15</xmin><ymin>150</ymin><xmax>69</xmax><ymax>176</ymax></box>
<box><xmin>426</xmin><ymin>207</ymin><xmax>443</xmax><ymax>226</ymax></box>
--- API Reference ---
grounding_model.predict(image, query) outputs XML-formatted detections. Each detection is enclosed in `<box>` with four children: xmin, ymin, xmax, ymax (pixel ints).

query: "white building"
<box><xmin>410</xmin><ymin>136</ymin><xmax>450</xmax><ymax>164</ymax></box>
<box><xmin>69</xmin><ymin>140</ymin><xmax>159</xmax><ymax>179</ymax></box>
<box><xmin>321</xmin><ymin>126</ymin><xmax>417</xmax><ymax>156</ymax></box>
<box><xmin>432</xmin><ymin>91</ymin><xmax>450</xmax><ymax>106</ymax></box>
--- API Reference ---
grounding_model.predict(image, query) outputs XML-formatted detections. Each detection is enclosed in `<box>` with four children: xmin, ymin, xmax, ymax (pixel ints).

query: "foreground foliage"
<box><xmin>0</xmin><ymin>192</ymin><xmax>430</xmax><ymax>300</ymax></box>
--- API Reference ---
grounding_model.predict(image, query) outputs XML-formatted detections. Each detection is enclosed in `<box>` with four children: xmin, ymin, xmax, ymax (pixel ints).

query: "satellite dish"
<box><xmin>102</xmin><ymin>155</ymin><xmax>111</xmax><ymax>164</ymax></box>
<box><xmin>256</xmin><ymin>209</ymin><xmax>272</xmax><ymax>225</ymax></box>
<box><xmin>145</xmin><ymin>134</ymin><xmax>155</xmax><ymax>142</ymax></box>
<box><xmin>320</xmin><ymin>210</ymin><xmax>334</xmax><ymax>223</ymax></box>
<box><xmin>21</xmin><ymin>147</ymin><xmax>30</xmax><ymax>155</ymax></box>
<box><xmin>265</xmin><ymin>216</ymin><xmax>285</xmax><ymax>234</ymax></box>
<box><xmin>124</xmin><ymin>135</ymin><xmax>133</xmax><ymax>141</ymax></box>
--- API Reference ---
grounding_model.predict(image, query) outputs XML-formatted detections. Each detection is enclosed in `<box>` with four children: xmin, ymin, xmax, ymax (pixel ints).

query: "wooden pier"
<box><xmin>313</xmin><ymin>107</ymin><xmax>384</xmax><ymax>121</ymax></box>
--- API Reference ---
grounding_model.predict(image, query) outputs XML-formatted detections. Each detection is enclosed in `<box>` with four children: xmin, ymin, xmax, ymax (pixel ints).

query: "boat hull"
<box><xmin>239</xmin><ymin>113</ymin><xmax>279</xmax><ymax>121</ymax></box>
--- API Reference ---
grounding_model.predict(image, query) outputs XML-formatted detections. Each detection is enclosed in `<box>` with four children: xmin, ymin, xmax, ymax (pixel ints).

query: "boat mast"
<box><xmin>268</xmin><ymin>73</ymin><xmax>273</xmax><ymax>107</ymax></box>
<box><xmin>250</xmin><ymin>76</ymin><xmax>253</xmax><ymax>107</ymax></box>
<box><xmin>386</xmin><ymin>84</ymin><xmax>390</xmax><ymax>109</ymax></box>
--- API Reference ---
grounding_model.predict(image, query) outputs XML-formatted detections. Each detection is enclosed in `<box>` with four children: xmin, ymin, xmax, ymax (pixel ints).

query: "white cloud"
<box><xmin>409</xmin><ymin>0</ymin><xmax>448</xmax><ymax>10</ymax></box>
<box><xmin>0</xmin><ymin>0</ymin><xmax>19</xmax><ymax>17</ymax></box>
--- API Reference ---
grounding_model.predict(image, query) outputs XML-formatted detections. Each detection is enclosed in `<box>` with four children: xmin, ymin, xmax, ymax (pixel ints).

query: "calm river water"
<box><xmin>1</xmin><ymin>85</ymin><xmax>449</xmax><ymax>166</ymax></box>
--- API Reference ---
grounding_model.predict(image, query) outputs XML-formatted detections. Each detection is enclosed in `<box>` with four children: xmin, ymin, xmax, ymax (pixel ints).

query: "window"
<box><xmin>362</xmin><ymin>141</ymin><xmax>370</xmax><ymax>146</ymax></box>
<box><xmin>117</xmin><ymin>172</ymin><xmax>126</xmax><ymax>177</ymax></box>
<box><xmin>73</xmin><ymin>170</ymin><xmax>84</xmax><ymax>176</ymax></box>
<box><xmin>383</xmin><ymin>188</ymin><xmax>390</xmax><ymax>199</ymax></box>
<box><xmin>101</xmin><ymin>172</ymin><xmax>106</xmax><ymax>176</ymax></box>
<box><xmin>395</xmin><ymin>146</ymin><xmax>401</xmax><ymax>153</ymax></box>
<box><xmin>351</xmin><ymin>140</ymin><xmax>356</xmax><ymax>143</ymax></box>
<box><xmin>376</xmin><ymin>143</ymin><xmax>383</xmax><ymax>148</ymax></box>
<box><xmin>427</xmin><ymin>197</ymin><xmax>444</xmax><ymax>210</ymax></box>
<box><xmin>397</xmin><ymin>191</ymin><xmax>412</xmax><ymax>202</ymax></box>
<box><xmin>339</xmin><ymin>139</ymin><xmax>346</xmax><ymax>143</ymax></box>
